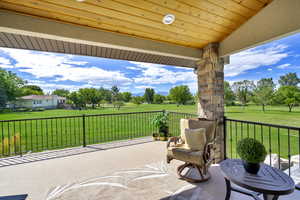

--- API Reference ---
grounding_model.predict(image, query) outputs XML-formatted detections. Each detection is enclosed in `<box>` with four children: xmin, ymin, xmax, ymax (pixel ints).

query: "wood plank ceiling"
<box><xmin>0</xmin><ymin>0</ymin><xmax>272</xmax><ymax>48</ymax></box>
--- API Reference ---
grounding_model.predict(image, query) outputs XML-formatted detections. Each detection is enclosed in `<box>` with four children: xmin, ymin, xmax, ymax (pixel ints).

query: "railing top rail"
<box><xmin>226</xmin><ymin>118</ymin><xmax>300</xmax><ymax>131</ymax></box>
<box><xmin>0</xmin><ymin>110</ymin><xmax>164</xmax><ymax>122</ymax></box>
<box><xmin>168</xmin><ymin>111</ymin><xmax>198</xmax><ymax>116</ymax></box>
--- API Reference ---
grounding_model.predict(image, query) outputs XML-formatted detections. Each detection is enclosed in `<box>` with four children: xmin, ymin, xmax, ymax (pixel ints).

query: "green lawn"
<box><xmin>0</xmin><ymin>104</ymin><xmax>299</xmax><ymax>159</ymax></box>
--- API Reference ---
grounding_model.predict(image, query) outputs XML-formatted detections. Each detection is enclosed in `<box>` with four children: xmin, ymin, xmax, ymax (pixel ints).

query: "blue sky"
<box><xmin>0</xmin><ymin>33</ymin><xmax>299</xmax><ymax>95</ymax></box>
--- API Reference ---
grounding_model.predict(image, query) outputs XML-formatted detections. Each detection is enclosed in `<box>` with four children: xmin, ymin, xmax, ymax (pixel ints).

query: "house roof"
<box><xmin>20</xmin><ymin>95</ymin><xmax>66</xmax><ymax>100</ymax></box>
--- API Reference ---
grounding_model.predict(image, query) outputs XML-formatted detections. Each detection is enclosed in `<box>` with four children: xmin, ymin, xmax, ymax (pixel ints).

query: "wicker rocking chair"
<box><xmin>167</xmin><ymin>118</ymin><xmax>217</xmax><ymax>183</ymax></box>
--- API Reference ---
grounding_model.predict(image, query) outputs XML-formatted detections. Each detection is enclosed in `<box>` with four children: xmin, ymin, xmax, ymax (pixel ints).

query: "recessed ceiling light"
<box><xmin>76</xmin><ymin>0</ymin><xmax>85</xmax><ymax>2</ymax></box>
<box><xmin>163</xmin><ymin>14</ymin><xmax>175</xmax><ymax>25</ymax></box>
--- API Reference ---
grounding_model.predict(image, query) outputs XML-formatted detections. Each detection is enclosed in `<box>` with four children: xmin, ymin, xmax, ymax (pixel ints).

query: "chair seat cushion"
<box><xmin>184</xmin><ymin>128</ymin><xmax>206</xmax><ymax>151</ymax></box>
<box><xmin>167</xmin><ymin>147</ymin><xmax>204</xmax><ymax>166</ymax></box>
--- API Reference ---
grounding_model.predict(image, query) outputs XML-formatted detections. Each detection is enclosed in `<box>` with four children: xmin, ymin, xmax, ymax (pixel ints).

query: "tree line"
<box><xmin>225</xmin><ymin>72</ymin><xmax>300</xmax><ymax>112</ymax></box>
<box><xmin>0</xmin><ymin>68</ymin><xmax>195</xmax><ymax>109</ymax></box>
<box><xmin>1</xmin><ymin>67</ymin><xmax>299</xmax><ymax>111</ymax></box>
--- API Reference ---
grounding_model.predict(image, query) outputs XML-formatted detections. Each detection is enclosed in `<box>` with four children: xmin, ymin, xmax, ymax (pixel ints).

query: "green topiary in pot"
<box><xmin>236</xmin><ymin>138</ymin><xmax>267</xmax><ymax>174</ymax></box>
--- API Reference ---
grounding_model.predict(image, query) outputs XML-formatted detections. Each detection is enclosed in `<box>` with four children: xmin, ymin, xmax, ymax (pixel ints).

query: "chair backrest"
<box><xmin>180</xmin><ymin>118</ymin><xmax>217</xmax><ymax>142</ymax></box>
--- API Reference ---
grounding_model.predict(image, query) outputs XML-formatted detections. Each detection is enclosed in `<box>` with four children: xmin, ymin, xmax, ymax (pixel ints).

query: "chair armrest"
<box><xmin>167</xmin><ymin>136</ymin><xmax>183</xmax><ymax>148</ymax></box>
<box><xmin>203</xmin><ymin>142</ymin><xmax>215</xmax><ymax>164</ymax></box>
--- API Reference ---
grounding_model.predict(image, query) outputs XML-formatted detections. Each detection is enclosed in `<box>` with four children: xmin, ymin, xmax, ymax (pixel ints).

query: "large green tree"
<box><xmin>232</xmin><ymin>80</ymin><xmax>254</xmax><ymax>106</ymax></box>
<box><xmin>78</xmin><ymin>88</ymin><xmax>101</xmax><ymax>108</ymax></box>
<box><xmin>273</xmin><ymin>86</ymin><xmax>300</xmax><ymax>112</ymax></box>
<box><xmin>121</xmin><ymin>92</ymin><xmax>132</xmax><ymax>102</ymax></box>
<box><xmin>98</xmin><ymin>87</ymin><xmax>112</xmax><ymax>103</ymax></box>
<box><xmin>224</xmin><ymin>81</ymin><xmax>235</xmax><ymax>106</ymax></box>
<box><xmin>21</xmin><ymin>85</ymin><xmax>44</xmax><ymax>96</ymax></box>
<box><xmin>0</xmin><ymin>69</ymin><xmax>24</xmax><ymax>106</ymax></box>
<box><xmin>52</xmin><ymin>89</ymin><xmax>69</xmax><ymax>97</ymax></box>
<box><xmin>153</xmin><ymin>94</ymin><xmax>165</xmax><ymax>104</ymax></box>
<box><xmin>69</xmin><ymin>91</ymin><xmax>85</xmax><ymax>109</ymax></box>
<box><xmin>278</xmin><ymin>72</ymin><xmax>300</xmax><ymax>87</ymax></box>
<box><xmin>131</xmin><ymin>96</ymin><xmax>143</xmax><ymax>105</ymax></box>
<box><xmin>169</xmin><ymin>85</ymin><xmax>193</xmax><ymax>105</ymax></box>
<box><xmin>252</xmin><ymin>78</ymin><xmax>275</xmax><ymax>112</ymax></box>
<box><xmin>144</xmin><ymin>88</ymin><xmax>155</xmax><ymax>104</ymax></box>
<box><xmin>111</xmin><ymin>85</ymin><xmax>122</xmax><ymax>103</ymax></box>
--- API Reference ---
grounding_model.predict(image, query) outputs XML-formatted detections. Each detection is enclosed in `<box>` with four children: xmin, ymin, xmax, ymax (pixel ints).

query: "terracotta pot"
<box><xmin>243</xmin><ymin>161</ymin><xmax>260</xmax><ymax>174</ymax></box>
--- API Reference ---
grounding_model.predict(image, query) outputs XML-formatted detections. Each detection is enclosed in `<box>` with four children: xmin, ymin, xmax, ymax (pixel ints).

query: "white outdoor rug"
<box><xmin>45</xmin><ymin>161</ymin><xmax>227</xmax><ymax>200</ymax></box>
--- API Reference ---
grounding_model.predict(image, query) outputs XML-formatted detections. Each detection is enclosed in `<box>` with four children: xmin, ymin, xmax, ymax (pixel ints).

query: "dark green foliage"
<box><xmin>21</xmin><ymin>85</ymin><xmax>44</xmax><ymax>96</ymax></box>
<box><xmin>78</xmin><ymin>88</ymin><xmax>101</xmax><ymax>109</ymax></box>
<box><xmin>273</xmin><ymin>86</ymin><xmax>300</xmax><ymax>112</ymax></box>
<box><xmin>153</xmin><ymin>94</ymin><xmax>165</xmax><ymax>104</ymax></box>
<box><xmin>233</xmin><ymin>80</ymin><xmax>254</xmax><ymax>106</ymax></box>
<box><xmin>278</xmin><ymin>72</ymin><xmax>300</xmax><ymax>87</ymax></box>
<box><xmin>51</xmin><ymin>89</ymin><xmax>69</xmax><ymax>97</ymax></box>
<box><xmin>131</xmin><ymin>96</ymin><xmax>143</xmax><ymax>105</ymax></box>
<box><xmin>144</xmin><ymin>88</ymin><xmax>155</xmax><ymax>104</ymax></box>
<box><xmin>122</xmin><ymin>92</ymin><xmax>132</xmax><ymax>102</ymax></box>
<box><xmin>237</xmin><ymin>138</ymin><xmax>267</xmax><ymax>164</ymax></box>
<box><xmin>224</xmin><ymin>81</ymin><xmax>235</xmax><ymax>106</ymax></box>
<box><xmin>0</xmin><ymin>69</ymin><xmax>25</xmax><ymax>105</ymax></box>
<box><xmin>252</xmin><ymin>78</ymin><xmax>275</xmax><ymax>112</ymax></box>
<box><xmin>169</xmin><ymin>85</ymin><xmax>193</xmax><ymax>105</ymax></box>
<box><xmin>151</xmin><ymin>111</ymin><xmax>169</xmax><ymax>136</ymax></box>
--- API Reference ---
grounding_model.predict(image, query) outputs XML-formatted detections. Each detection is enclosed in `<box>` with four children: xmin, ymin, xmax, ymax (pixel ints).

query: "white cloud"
<box><xmin>277</xmin><ymin>63</ymin><xmax>291</xmax><ymax>69</ymax></box>
<box><xmin>126</xmin><ymin>66</ymin><xmax>141</xmax><ymax>70</ymax></box>
<box><xmin>267</xmin><ymin>68</ymin><xmax>272</xmax><ymax>71</ymax></box>
<box><xmin>1</xmin><ymin>48</ymin><xmax>131</xmax><ymax>86</ymax></box>
<box><xmin>225</xmin><ymin>44</ymin><xmax>288</xmax><ymax>77</ymax></box>
<box><xmin>26</xmin><ymin>80</ymin><xmax>102</xmax><ymax>93</ymax></box>
<box><xmin>135</xmin><ymin>85</ymin><xmax>155</xmax><ymax>89</ymax></box>
<box><xmin>129</xmin><ymin>61</ymin><xmax>196</xmax><ymax>85</ymax></box>
<box><xmin>0</xmin><ymin>57</ymin><xmax>13</xmax><ymax>68</ymax></box>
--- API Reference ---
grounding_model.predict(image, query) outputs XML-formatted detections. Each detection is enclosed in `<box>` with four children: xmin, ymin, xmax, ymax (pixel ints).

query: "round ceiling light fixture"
<box><xmin>76</xmin><ymin>0</ymin><xmax>85</xmax><ymax>2</ymax></box>
<box><xmin>163</xmin><ymin>14</ymin><xmax>175</xmax><ymax>25</ymax></box>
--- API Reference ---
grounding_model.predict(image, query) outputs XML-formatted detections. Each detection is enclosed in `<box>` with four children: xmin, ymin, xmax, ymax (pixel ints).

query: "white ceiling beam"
<box><xmin>219</xmin><ymin>0</ymin><xmax>300</xmax><ymax>57</ymax></box>
<box><xmin>0</xmin><ymin>9</ymin><xmax>202</xmax><ymax>61</ymax></box>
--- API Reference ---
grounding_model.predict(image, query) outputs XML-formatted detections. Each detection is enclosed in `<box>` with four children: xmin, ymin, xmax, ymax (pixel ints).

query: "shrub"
<box><xmin>236</xmin><ymin>138</ymin><xmax>267</xmax><ymax>163</ymax></box>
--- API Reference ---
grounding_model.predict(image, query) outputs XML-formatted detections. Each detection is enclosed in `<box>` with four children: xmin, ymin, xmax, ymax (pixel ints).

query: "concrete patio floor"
<box><xmin>0</xmin><ymin>138</ymin><xmax>299</xmax><ymax>200</ymax></box>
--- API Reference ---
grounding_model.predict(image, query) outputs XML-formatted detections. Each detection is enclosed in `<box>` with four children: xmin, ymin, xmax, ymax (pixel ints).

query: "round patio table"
<box><xmin>220</xmin><ymin>159</ymin><xmax>295</xmax><ymax>200</ymax></box>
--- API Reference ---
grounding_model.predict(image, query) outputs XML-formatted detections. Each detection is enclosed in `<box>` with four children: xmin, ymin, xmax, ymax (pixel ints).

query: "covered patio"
<box><xmin>0</xmin><ymin>139</ymin><xmax>298</xmax><ymax>200</ymax></box>
<box><xmin>0</xmin><ymin>0</ymin><xmax>300</xmax><ymax>199</ymax></box>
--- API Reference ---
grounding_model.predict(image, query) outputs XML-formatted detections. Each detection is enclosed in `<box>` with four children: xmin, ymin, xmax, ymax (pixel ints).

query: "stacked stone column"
<box><xmin>196</xmin><ymin>43</ymin><xmax>225</xmax><ymax>163</ymax></box>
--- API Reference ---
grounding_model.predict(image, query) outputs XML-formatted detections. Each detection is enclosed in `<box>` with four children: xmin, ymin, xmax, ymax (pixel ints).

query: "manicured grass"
<box><xmin>0</xmin><ymin>104</ymin><xmax>299</xmax><ymax>159</ymax></box>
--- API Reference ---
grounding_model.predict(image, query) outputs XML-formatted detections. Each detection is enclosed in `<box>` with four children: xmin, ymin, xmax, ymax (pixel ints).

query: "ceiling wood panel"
<box><xmin>0</xmin><ymin>0</ymin><xmax>272</xmax><ymax>48</ymax></box>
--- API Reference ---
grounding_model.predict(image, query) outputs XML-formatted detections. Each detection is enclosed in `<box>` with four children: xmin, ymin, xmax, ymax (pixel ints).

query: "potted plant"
<box><xmin>151</xmin><ymin>111</ymin><xmax>169</xmax><ymax>141</ymax></box>
<box><xmin>236</xmin><ymin>138</ymin><xmax>267</xmax><ymax>174</ymax></box>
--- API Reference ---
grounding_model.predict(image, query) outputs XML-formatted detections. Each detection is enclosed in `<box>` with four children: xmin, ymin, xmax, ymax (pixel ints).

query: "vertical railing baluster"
<box><xmin>19</xmin><ymin>121</ymin><xmax>22</xmax><ymax>156</ymax></box>
<box><xmin>247</xmin><ymin>123</ymin><xmax>249</xmax><ymax>137</ymax></box>
<box><xmin>276</xmin><ymin>128</ymin><xmax>280</xmax><ymax>170</ymax></box>
<box><xmin>235</xmin><ymin>121</ymin><xmax>238</xmax><ymax>158</ymax></box>
<box><xmin>298</xmin><ymin>129</ymin><xmax>300</xmax><ymax>172</ymax></box>
<box><xmin>82</xmin><ymin>114</ymin><xmax>86</xmax><ymax>147</ymax></box>
<box><xmin>7</xmin><ymin>122</ymin><xmax>10</xmax><ymax>156</ymax></box>
<box><xmin>1</xmin><ymin>122</ymin><xmax>4</xmax><ymax>156</ymax></box>
<box><xmin>230</xmin><ymin>120</ymin><xmax>233</xmax><ymax>159</ymax></box>
<box><xmin>269</xmin><ymin>126</ymin><xmax>272</xmax><ymax>166</ymax></box>
<box><xmin>13</xmin><ymin>121</ymin><xmax>16</xmax><ymax>155</ymax></box>
<box><xmin>41</xmin><ymin>120</ymin><xmax>44</xmax><ymax>150</ymax></box>
<box><xmin>254</xmin><ymin>124</ymin><xmax>256</xmax><ymax>139</ymax></box>
<box><xmin>287</xmin><ymin>128</ymin><xmax>291</xmax><ymax>176</ymax></box>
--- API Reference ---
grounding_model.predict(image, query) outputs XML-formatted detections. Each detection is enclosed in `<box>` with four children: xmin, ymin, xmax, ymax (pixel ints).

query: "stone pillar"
<box><xmin>196</xmin><ymin>43</ymin><xmax>225</xmax><ymax>162</ymax></box>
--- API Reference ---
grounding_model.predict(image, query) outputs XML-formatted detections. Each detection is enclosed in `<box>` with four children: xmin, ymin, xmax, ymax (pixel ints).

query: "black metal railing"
<box><xmin>0</xmin><ymin>111</ymin><xmax>165</xmax><ymax>157</ymax></box>
<box><xmin>225</xmin><ymin>117</ymin><xmax>300</xmax><ymax>176</ymax></box>
<box><xmin>0</xmin><ymin>110</ymin><xmax>200</xmax><ymax>157</ymax></box>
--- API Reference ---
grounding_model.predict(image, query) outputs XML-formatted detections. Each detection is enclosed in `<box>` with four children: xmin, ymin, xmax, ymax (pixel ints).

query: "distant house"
<box><xmin>11</xmin><ymin>95</ymin><xmax>66</xmax><ymax>109</ymax></box>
